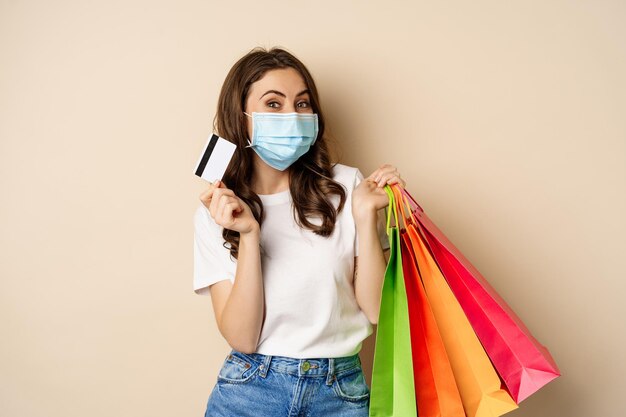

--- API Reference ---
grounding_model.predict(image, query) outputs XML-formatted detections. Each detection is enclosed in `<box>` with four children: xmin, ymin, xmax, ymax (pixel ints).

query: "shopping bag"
<box><xmin>397</xmin><ymin>185</ymin><xmax>561</xmax><ymax>403</ymax></box>
<box><xmin>391</xmin><ymin>185</ymin><xmax>518</xmax><ymax>417</ymax></box>
<box><xmin>369</xmin><ymin>185</ymin><xmax>417</xmax><ymax>417</ymax></box>
<box><xmin>388</xmin><ymin>185</ymin><xmax>464</xmax><ymax>417</ymax></box>
<box><xmin>402</xmin><ymin>231</ymin><xmax>467</xmax><ymax>416</ymax></box>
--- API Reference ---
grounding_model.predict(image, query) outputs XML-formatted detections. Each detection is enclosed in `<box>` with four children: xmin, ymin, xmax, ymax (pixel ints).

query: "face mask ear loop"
<box><xmin>243</xmin><ymin>111</ymin><xmax>253</xmax><ymax>147</ymax></box>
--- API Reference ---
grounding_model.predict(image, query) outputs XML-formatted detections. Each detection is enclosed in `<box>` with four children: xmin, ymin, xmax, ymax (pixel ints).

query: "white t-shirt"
<box><xmin>193</xmin><ymin>163</ymin><xmax>390</xmax><ymax>358</ymax></box>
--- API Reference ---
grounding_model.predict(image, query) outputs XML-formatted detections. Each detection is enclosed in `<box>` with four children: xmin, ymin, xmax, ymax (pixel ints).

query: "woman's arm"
<box><xmin>209</xmin><ymin>227</ymin><xmax>264</xmax><ymax>354</ymax></box>
<box><xmin>351</xmin><ymin>164</ymin><xmax>406</xmax><ymax>324</ymax></box>
<box><xmin>353</xmin><ymin>209</ymin><xmax>388</xmax><ymax>324</ymax></box>
<box><xmin>201</xmin><ymin>180</ymin><xmax>265</xmax><ymax>354</ymax></box>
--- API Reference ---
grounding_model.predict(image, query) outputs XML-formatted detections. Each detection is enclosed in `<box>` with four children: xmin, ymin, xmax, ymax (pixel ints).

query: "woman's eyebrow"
<box><xmin>259</xmin><ymin>89</ymin><xmax>310</xmax><ymax>100</ymax></box>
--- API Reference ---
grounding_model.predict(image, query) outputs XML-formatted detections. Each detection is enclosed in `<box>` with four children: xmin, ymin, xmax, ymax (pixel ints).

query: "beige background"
<box><xmin>1</xmin><ymin>1</ymin><xmax>624</xmax><ymax>416</ymax></box>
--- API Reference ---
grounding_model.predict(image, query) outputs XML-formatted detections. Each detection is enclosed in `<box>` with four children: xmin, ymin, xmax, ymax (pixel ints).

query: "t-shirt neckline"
<box><xmin>258</xmin><ymin>188</ymin><xmax>291</xmax><ymax>206</ymax></box>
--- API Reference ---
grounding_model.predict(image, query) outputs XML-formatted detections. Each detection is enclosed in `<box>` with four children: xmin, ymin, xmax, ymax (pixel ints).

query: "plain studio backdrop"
<box><xmin>1</xmin><ymin>1</ymin><xmax>624</xmax><ymax>416</ymax></box>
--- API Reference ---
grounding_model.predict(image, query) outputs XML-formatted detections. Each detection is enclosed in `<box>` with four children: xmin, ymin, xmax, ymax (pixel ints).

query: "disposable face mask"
<box><xmin>243</xmin><ymin>111</ymin><xmax>319</xmax><ymax>171</ymax></box>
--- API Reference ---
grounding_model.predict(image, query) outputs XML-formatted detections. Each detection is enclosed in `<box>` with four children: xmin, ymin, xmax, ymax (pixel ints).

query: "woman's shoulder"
<box><xmin>330</xmin><ymin>162</ymin><xmax>361</xmax><ymax>188</ymax></box>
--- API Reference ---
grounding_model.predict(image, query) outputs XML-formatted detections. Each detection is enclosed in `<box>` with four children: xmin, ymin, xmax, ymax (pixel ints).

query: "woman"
<box><xmin>193</xmin><ymin>46</ymin><xmax>406</xmax><ymax>416</ymax></box>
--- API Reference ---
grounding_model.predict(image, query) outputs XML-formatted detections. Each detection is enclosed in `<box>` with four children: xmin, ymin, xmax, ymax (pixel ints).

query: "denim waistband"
<box><xmin>227</xmin><ymin>348</ymin><xmax>363</xmax><ymax>386</ymax></box>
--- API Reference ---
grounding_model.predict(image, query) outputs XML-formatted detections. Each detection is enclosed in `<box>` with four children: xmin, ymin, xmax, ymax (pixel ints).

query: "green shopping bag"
<box><xmin>369</xmin><ymin>185</ymin><xmax>417</xmax><ymax>417</ymax></box>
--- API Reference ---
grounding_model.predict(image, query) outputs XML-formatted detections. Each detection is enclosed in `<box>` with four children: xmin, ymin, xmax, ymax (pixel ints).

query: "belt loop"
<box><xmin>259</xmin><ymin>354</ymin><xmax>272</xmax><ymax>378</ymax></box>
<box><xmin>326</xmin><ymin>358</ymin><xmax>335</xmax><ymax>385</ymax></box>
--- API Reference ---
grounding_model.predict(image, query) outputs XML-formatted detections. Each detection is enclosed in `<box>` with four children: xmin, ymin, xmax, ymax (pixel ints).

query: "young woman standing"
<box><xmin>194</xmin><ymin>46</ymin><xmax>405</xmax><ymax>416</ymax></box>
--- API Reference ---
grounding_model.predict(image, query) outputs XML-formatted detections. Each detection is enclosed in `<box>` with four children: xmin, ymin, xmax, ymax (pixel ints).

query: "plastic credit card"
<box><xmin>193</xmin><ymin>133</ymin><xmax>236</xmax><ymax>184</ymax></box>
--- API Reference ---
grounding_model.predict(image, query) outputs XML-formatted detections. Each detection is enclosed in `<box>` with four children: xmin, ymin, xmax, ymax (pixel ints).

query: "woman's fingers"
<box><xmin>199</xmin><ymin>186</ymin><xmax>216</xmax><ymax>207</ymax></box>
<box><xmin>220</xmin><ymin>199</ymin><xmax>241</xmax><ymax>226</ymax></box>
<box><xmin>208</xmin><ymin>188</ymin><xmax>236</xmax><ymax>218</ymax></box>
<box><xmin>366</xmin><ymin>164</ymin><xmax>403</xmax><ymax>188</ymax></box>
<box><xmin>369</xmin><ymin>164</ymin><xmax>398</xmax><ymax>183</ymax></box>
<box><xmin>200</xmin><ymin>181</ymin><xmax>223</xmax><ymax>207</ymax></box>
<box><xmin>200</xmin><ymin>179</ymin><xmax>249</xmax><ymax>229</ymax></box>
<box><xmin>377</xmin><ymin>172</ymin><xmax>404</xmax><ymax>188</ymax></box>
<box><xmin>199</xmin><ymin>181</ymin><xmax>256</xmax><ymax>234</ymax></box>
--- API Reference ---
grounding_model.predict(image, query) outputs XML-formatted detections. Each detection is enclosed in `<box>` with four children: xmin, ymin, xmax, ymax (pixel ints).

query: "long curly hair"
<box><xmin>213</xmin><ymin>46</ymin><xmax>347</xmax><ymax>260</ymax></box>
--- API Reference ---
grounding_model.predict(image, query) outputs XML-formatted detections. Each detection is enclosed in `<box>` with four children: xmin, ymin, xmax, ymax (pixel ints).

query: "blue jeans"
<box><xmin>204</xmin><ymin>348</ymin><xmax>371</xmax><ymax>416</ymax></box>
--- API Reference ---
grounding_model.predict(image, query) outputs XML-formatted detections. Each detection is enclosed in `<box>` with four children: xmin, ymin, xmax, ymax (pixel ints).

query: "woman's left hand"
<box><xmin>352</xmin><ymin>164</ymin><xmax>406</xmax><ymax>220</ymax></box>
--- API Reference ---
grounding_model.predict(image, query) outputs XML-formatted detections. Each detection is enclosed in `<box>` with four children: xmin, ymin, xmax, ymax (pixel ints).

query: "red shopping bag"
<box><xmin>394</xmin><ymin>187</ymin><xmax>465</xmax><ymax>417</ymax></box>
<box><xmin>398</xmin><ymin>186</ymin><xmax>561</xmax><ymax>403</ymax></box>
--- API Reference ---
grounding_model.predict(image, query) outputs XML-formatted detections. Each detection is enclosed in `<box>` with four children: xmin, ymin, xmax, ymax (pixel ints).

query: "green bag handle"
<box><xmin>385</xmin><ymin>184</ymin><xmax>396</xmax><ymax>233</ymax></box>
<box><xmin>369</xmin><ymin>184</ymin><xmax>417</xmax><ymax>417</ymax></box>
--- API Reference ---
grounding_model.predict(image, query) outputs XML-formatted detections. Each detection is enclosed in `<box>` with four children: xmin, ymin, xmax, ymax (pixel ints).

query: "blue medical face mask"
<box><xmin>243</xmin><ymin>111</ymin><xmax>319</xmax><ymax>171</ymax></box>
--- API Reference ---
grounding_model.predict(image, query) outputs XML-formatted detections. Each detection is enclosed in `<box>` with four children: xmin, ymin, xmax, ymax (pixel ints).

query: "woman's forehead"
<box><xmin>250</xmin><ymin>68</ymin><xmax>308</xmax><ymax>97</ymax></box>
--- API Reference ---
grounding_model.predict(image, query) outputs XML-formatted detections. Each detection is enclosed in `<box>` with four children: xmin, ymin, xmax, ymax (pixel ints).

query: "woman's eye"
<box><xmin>297</xmin><ymin>101</ymin><xmax>310</xmax><ymax>108</ymax></box>
<box><xmin>267</xmin><ymin>101</ymin><xmax>280</xmax><ymax>108</ymax></box>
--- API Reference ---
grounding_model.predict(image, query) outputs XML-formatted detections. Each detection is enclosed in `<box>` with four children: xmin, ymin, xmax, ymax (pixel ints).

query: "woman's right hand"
<box><xmin>200</xmin><ymin>180</ymin><xmax>259</xmax><ymax>235</ymax></box>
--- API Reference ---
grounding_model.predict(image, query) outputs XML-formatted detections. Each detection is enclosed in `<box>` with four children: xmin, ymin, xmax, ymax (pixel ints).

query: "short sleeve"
<box><xmin>193</xmin><ymin>204</ymin><xmax>236</xmax><ymax>295</ymax></box>
<box><xmin>353</xmin><ymin>168</ymin><xmax>391</xmax><ymax>256</ymax></box>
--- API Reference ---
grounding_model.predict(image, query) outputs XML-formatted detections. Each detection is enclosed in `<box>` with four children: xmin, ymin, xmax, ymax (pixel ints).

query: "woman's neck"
<box><xmin>252</xmin><ymin>156</ymin><xmax>291</xmax><ymax>195</ymax></box>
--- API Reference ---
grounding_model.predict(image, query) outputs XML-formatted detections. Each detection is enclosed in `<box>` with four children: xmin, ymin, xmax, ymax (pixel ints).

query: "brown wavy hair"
<box><xmin>213</xmin><ymin>46</ymin><xmax>347</xmax><ymax>261</ymax></box>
